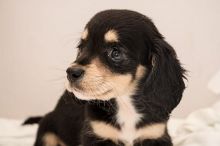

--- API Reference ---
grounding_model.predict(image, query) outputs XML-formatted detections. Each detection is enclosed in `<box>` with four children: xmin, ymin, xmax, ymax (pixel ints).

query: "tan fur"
<box><xmin>136</xmin><ymin>123</ymin><xmax>166</xmax><ymax>141</ymax></box>
<box><xmin>104</xmin><ymin>29</ymin><xmax>119</xmax><ymax>42</ymax></box>
<box><xmin>135</xmin><ymin>65</ymin><xmax>146</xmax><ymax>79</ymax></box>
<box><xmin>91</xmin><ymin>121</ymin><xmax>120</xmax><ymax>143</ymax></box>
<box><xmin>91</xmin><ymin>121</ymin><xmax>166</xmax><ymax>145</ymax></box>
<box><xmin>43</xmin><ymin>133</ymin><xmax>66</xmax><ymax>146</ymax></box>
<box><xmin>66</xmin><ymin>59</ymin><xmax>146</xmax><ymax>101</ymax></box>
<box><xmin>81</xmin><ymin>28</ymin><xmax>88</xmax><ymax>40</ymax></box>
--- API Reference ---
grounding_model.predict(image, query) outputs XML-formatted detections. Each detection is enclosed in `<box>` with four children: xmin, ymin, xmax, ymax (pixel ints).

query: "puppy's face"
<box><xmin>65</xmin><ymin>10</ymin><xmax>154</xmax><ymax>101</ymax></box>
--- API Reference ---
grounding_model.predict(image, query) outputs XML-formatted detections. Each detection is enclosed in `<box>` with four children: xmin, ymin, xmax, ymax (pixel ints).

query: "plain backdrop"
<box><xmin>0</xmin><ymin>0</ymin><xmax>220</xmax><ymax>118</ymax></box>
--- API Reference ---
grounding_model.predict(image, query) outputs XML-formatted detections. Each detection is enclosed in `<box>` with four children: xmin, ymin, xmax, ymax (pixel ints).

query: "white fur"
<box><xmin>76</xmin><ymin>88</ymin><xmax>167</xmax><ymax>145</ymax></box>
<box><xmin>116</xmin><ymin>95</ymin><xmax>142</xmax><ymax>145</ymax></box>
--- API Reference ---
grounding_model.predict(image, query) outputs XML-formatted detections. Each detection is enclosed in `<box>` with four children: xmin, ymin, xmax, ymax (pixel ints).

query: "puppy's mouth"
<box><xmin>65</xmin><ymin>80</ymin><xmax>114</xmax><ymax>100</ymax></box>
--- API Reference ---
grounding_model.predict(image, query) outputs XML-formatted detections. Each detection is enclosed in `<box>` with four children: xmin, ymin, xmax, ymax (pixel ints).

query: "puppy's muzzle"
<box><xmin>66</xmin><ymin>67</ymin><xmax>85</xmax><ymax>82</ymax></box>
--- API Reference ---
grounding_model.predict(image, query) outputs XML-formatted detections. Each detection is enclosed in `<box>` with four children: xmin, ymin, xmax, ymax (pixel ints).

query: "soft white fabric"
<box><xmin>168</xmin><ymin>101</ymin><xmax>220</xmax><ymax>146</ymax></box>
<box><xmin>0</xmin><ymin>119</ymin><xmax>37</xmax><ymax>146</ymax></box>
<box><xmin>1</xmin><ymin>101</ymin><xmax>220</xmax><ymax>146</ymax></box>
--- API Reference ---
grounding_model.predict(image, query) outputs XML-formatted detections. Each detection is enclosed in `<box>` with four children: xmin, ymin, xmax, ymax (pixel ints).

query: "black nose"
<box><xmin>66</xmin><ymin>67</ymin><xmax>85</xmax><ymax>81</ymax></box>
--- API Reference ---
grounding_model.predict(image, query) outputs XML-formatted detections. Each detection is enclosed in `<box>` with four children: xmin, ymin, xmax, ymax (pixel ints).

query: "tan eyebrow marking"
<box><xmin>81</xmin><ymin>28</ymin><xmax>88</xmax><ymax>40</ymax></box>
<box><xmin>104</xmin><ymin>29</ymin><xmax>119</xmax><ymax>42</ymax></box>
<box><xmin>135</xmin><ymin>65</ymin><xmax>146</xmax><ymax>79</ymax></box>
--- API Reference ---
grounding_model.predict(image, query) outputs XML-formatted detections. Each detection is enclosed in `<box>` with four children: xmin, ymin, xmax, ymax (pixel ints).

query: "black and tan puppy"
<box><xmin>32</xmin><ymin>9</ymin><xmax>186</xmax><ymax>146</ymax></box>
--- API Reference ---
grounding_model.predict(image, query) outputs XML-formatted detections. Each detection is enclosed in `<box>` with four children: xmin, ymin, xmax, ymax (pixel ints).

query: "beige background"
<box><xmin>0</xmin><ymin>0</ymin><xmax>220</xmax><ymax>118</ymax></box>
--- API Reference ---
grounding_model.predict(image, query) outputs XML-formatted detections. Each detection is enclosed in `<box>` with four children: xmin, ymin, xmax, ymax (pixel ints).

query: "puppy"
<box><xmin>32</xmin><ymin>9</ymin><xmax>186</xmax><ymax>146</ymax></box>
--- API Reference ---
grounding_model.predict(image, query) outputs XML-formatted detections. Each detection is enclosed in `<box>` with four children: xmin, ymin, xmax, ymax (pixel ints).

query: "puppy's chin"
<box><xmin>65</xmin><ymin>80</ymin><xmax>114</xmax><ymax>101</ymax></box>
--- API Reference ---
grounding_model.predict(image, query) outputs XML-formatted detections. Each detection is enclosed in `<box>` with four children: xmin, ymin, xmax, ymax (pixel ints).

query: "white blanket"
<box><xmin>168</xmin><ymin>101</ymin><xmax>220</xmax><ymax>146</ymax></box>
<box><xmin>0</xmin><ymin>119</ymin><xmax>37</xmax><ymax>146</ymax></box>
<box><xmin>1</xmin><ymin>101</ymin><xmax>220</xmax><ymax>146</ymax></box>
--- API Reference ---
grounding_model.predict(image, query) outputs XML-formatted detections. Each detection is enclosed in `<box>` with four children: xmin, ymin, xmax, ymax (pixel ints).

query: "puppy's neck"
<box><xmin>115</xmin><ymin>95</ymin><xmax>142</xmax><ymax>144</ymax></box>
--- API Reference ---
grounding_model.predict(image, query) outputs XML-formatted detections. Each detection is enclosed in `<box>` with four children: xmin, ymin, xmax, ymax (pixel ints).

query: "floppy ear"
<box><xmin>144</xmin><ymin>38</ymin><xmax>186</xmax><ymax>113</ymax></box>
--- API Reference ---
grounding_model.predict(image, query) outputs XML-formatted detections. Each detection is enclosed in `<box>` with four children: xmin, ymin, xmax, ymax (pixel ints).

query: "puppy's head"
<box><xmin>65</xmin><ymin>9</ymin><xmax>185</xmax><ymax>110</ymax></box>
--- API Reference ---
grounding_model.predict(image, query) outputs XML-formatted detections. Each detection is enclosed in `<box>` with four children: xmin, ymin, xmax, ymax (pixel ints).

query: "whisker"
<box><xmin>47</xmin><ymin>76</ymin><xmax>66</xmax><ymax>82</ymax></box>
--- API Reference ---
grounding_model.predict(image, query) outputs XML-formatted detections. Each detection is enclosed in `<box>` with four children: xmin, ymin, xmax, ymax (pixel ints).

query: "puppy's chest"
<box><xmin>116</xmin><ymin>97</ymin><xmax>142</xmax><ymax>145</ymax></box>
<box><xmin>90</xmin><ymin>98</ymin><xmax>166</xmax><ymax>146</ymax></box>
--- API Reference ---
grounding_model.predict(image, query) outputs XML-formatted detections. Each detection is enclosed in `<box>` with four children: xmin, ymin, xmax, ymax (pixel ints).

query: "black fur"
<box><xmin>30</xmin><ymin>9</ymin><xmax>186</xmax><ymax>146</ymax></box>
<box><xmin>23</xmin><ymin>116</ymin><xmax>42</xmax><ymax>125</ymax></box>
<box><xmin>34</xmin><ymin>91</ymin><xmax>85</xmax><ymax>146</ymax></box>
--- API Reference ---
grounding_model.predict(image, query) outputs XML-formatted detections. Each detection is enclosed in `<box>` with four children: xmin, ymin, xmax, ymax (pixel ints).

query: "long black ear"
<box><xmin>144</xmin><ymin>38</ymin><xmax>186</xmax><ymax>113</ymax></box>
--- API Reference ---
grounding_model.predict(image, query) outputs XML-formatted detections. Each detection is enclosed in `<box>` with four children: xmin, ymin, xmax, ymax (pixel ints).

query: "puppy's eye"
<box><xmin>109</xmin><ymin>47</ymin><xmax>122</xmax><ymax>62</ymax></box>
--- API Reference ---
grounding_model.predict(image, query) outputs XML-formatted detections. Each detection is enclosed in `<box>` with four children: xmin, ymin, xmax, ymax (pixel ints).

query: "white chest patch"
<box><xmin>91</xmin><ymin>96</ymin><xmax>166</xmax><ymax>146</ymax></box>
<box><xmin>116</xmin><ymin>96</ymin><xmax>142</xmax><ymax>145</ymax></box>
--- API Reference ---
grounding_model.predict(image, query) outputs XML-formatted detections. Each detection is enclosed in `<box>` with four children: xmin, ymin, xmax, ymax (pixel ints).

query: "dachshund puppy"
<box><xmin>32</xmin><ymin>9</ymin><xmax>186</xmax><ymax>146</ymax></box>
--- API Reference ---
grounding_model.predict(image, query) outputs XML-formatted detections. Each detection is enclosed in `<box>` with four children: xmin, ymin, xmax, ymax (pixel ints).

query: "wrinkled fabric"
<box><xmin>168</xmin><ymin>101</ymin><xmax>220</xmax><ymax>146</ymax></box>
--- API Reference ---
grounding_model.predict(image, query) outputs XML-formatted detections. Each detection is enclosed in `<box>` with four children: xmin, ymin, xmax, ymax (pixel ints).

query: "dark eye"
<box><xmin>109</xmin><ymin>47</ymin><xmax>122</xmax><ymax>62</ymax></box>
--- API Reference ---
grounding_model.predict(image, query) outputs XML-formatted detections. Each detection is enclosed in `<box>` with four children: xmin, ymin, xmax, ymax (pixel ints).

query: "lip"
<box><xmin>69</xmin><ymin>82</ymin><xmax>83</xmax><ymax>91</ymax></box>
<box><xmin>67</xmin><ymin>79</ymin><xmax>113</xmax><ymax>98</ymax></box>
<box><xmin>73</xmin><ymin>87</ymin><xmax>112</xmax><ymax>97</ymax></box>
